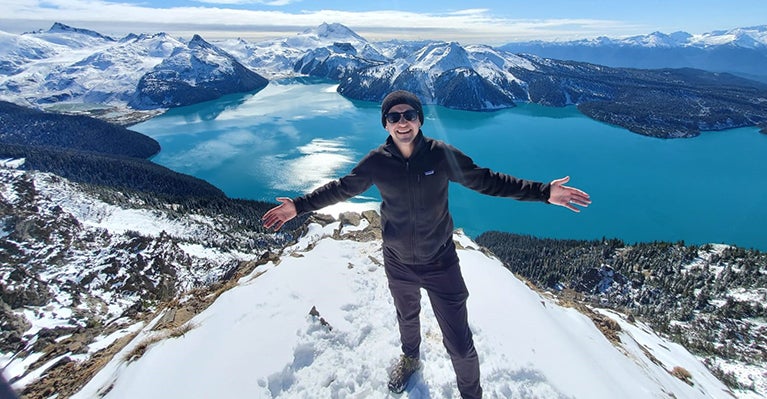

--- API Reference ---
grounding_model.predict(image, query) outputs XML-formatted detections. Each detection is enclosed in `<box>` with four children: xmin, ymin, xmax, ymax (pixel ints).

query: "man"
<box><xmin>262</xmin><ymin>90</ymin><xmax>591</xmax><ymax>398</ymax></box>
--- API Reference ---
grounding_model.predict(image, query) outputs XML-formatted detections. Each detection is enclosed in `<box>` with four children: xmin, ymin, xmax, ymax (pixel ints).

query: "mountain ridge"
<box><xmin>500</xmin><ymin>25</ymin><xmax>767</xmax><ymax>83</ymax></box>
<box><xmin>3</xmin><ymin>22</ymin><xmax>766</xmax><ymax>137</ymax></box>
<box><xmin>503</xmin><ymin>25</ymin><xmax>767</xmax><ymax>49</ymax></box>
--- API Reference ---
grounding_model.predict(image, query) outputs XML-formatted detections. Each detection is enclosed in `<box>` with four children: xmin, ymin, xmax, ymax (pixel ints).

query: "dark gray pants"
<box><xmin>383</xmin><ymin>242</ymin><xmax>482</xmax><ymax>399</ymax></box>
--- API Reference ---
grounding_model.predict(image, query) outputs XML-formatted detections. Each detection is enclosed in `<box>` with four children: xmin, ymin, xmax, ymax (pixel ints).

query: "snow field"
<box><xmin>73</xmin><ymin>221</ymin><xmax>732</xmax><ymax>398</ymax></box>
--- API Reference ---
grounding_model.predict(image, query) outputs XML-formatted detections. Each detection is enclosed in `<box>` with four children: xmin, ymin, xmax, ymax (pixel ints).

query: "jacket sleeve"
<box><xmin>292</xmin><ymin>155</ymin><xmax>374</xmax><ymax>215</ymax></box>
<box><xmin>444</xmin><ymin>144</ymin><xmax>551</xmax><ymax>202</ymax></box>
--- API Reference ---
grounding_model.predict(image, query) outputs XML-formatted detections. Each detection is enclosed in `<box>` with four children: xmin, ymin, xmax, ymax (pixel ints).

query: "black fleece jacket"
<box><xmin>293</xmin><ymin>131</ymin><xmax>551</xmax><ymax>264</ymax></box>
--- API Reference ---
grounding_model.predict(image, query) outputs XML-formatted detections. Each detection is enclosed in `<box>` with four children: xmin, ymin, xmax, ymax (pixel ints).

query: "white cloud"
<box><xmin>1</xmin><ymin>0</ymin><xmax>644</xmax><ymax>43</ymax></box>
<box><xmin>191</xmin><ymin>0</ymin><xmax>302</xmax><ymax>5</ymax></box>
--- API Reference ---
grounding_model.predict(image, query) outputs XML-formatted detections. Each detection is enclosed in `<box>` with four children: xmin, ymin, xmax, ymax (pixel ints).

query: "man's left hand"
<box><xmin>548</xmin><ymin>176</ymin><xmax>591</xmax><ymax>212</ymax></box>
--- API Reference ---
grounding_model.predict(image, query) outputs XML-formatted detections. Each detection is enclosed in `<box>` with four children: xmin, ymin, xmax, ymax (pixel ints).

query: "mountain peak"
<box><xmin>189</xmin><ymin>34</ymin><xmax>214</xmax><ymax>49</ymax></box>
<box><xmin>301</xmin><ymin>22</ymin><xmax>365</xmax><ymax>43</ymax></box>
<box><xmin>47</xmin><ymin>22</ymin><xmax>114</xmax><ymax>41</ymax></box>
<box><xmin>283</xmin><ymin>22</ymin><xmax>369</xmax><ymax>51</ymax></box>
<box><xmin>413</xmin><ymin>41</ymin><xmax>472</xmax><ymax>72</ymax></box>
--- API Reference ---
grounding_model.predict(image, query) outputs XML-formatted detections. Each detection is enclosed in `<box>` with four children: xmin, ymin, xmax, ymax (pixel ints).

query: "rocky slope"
<box><xmin>0</xmin><ymin>165</ymin><xmax>305</xmax><ymax>397</ymax></box>
<box><xmin>476</xmin><ymin>231</ymin><xmax>767</xmax><ymax>397</ymax></box>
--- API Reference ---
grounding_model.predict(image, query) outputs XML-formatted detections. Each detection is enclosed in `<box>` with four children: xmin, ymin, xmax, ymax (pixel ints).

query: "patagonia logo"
<box><xmin>424</xmin><ymin>170</ymin><xmax>435</xmax><ymax>176</ymax></box>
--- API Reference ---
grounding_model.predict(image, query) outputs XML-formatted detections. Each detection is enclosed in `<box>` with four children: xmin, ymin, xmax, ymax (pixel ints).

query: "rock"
<box><xmin>361</xmin><ymin>210</ymin><xmax>381</xmax><ymax>228</ymax></box>
<box><xmin>0</xmin><ymin>301</ymin><xmax>30</xmax><ymax>352</ymax></box>
<box><xmin>309</xmin><ymin>213</ymin><xmax>336</xmax><ymax>226</ymax></box>
<box><xmin>338</xmin><ymin>211</ymin><xmax>361</xmax><ymax>226</ymax></box>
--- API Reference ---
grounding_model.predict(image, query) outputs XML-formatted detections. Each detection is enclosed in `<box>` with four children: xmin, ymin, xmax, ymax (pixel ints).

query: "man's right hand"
<box><xmin>262</xmin><ymin>197</ymin><xmax>297</xmax><ymax>231</ymax></box>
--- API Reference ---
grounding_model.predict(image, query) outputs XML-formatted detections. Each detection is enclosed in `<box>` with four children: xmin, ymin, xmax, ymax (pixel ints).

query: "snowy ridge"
<box><xmin>71</xmin><ymin>219</ymin><xmax>732</xmax><ymax>398</ymax></box>
<box><xmin>29</xmin><ymin>22</ymin><xmax>115</xmax><ymax>49</ymax></box>
<box><xmin>0</xmin><ymin>31</ymin><xmax>63</xmax><ymax>75</ymax></box>
<box><xmin>214</xmin><ymin>37</ymin><xmax>306</xmax><ymax>80</ymax></box>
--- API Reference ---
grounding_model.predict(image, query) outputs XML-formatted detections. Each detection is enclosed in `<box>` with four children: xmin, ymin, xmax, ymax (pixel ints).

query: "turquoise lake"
<box><xmin>133</xmin><ymin>80</ymin><xmax>767</xmax><ymax>251</ymax></box>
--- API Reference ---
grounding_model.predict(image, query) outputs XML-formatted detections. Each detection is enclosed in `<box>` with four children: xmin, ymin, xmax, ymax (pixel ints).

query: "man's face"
<box><xmin>384</xmin><ymin>104</ymin><xmax>421</xmax><ymax>150</ymax></box>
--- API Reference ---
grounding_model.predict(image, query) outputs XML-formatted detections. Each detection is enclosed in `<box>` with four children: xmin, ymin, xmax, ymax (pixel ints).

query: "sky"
<box><xmin>1</xmin><ymin>0</ymin><xmax>766</xmax><ymax>44</ymax></box>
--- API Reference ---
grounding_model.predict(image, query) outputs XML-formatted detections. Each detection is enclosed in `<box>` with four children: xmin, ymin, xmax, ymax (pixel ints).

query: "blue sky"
<box><xmin>2</xmin><ymin>0</ymin><xmax>765</xmax><ymax>44</ymax></box>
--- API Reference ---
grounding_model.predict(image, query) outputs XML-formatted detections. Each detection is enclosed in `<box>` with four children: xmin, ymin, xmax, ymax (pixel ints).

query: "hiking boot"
<box><xmin>387</xmin><ymin>355</ymin><xmax>421</xmax><ymax>394</ymax></box>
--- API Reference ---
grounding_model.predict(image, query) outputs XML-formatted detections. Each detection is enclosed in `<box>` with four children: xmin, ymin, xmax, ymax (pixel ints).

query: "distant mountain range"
<box><xmin>1</xmin><ymin>22</ymin><xmax>766</xmax><ymax>137</ymax></box>
<box><xmin>500</xmin><ymin>26</ymin><xmax>767</xmax><ymax>83</ymax></box>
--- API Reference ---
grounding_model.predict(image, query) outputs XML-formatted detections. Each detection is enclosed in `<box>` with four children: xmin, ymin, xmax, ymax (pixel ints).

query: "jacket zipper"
<box><xmin>406</xmin><ymin>160</ymin><xmax>417</xmax><ymax>264</ymax></box>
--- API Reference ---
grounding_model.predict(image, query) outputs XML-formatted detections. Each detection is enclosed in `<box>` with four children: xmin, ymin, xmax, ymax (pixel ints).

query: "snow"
<box><xmin>88</xmin><ymin>322</ymin><xmax>145</xmax><ymax>354</ymax></box>
<box><xmin>412</xmin><ymin>42</ymin><xmax>472</xmax><ymax>74</ymax></box>
<box><xmin>0</xmin><ymin>158</ymin><xmax>25</xmax><ymax>169</ymax></box>
<box><xmin>71</xmin><ymin>220</ymin><xmax>732</xmax><ymax>399</ymax></box>
<box><xmin>725</xmin><ymin>286</ymin><xmax>767</xmax><ymax>305</ymax></box>
<box><xmin>29</xmin><ymin>172</ymin><xmax>241</xmax><ymax>246</ymax></box>
<box><xmin>598</xmin><ymin>309</ymin><xmax>729</xmax><ymax>396</ymax></box>
<box><xmin>0</xmin><ymin>26</ymin><xmax>242</xmax><ymax>111</ymax></box>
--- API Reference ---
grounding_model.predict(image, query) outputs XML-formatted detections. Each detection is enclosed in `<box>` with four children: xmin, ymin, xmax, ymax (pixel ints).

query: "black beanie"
<box><xmin>380</xmin><ymin>90</ymin><xmax>424</xmax><ymax>127</ymax></box>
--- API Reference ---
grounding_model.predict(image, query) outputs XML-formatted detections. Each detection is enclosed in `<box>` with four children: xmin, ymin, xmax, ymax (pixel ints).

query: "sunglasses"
<box><xmin>385</xmin><ymin>109</ymin><xmax>419</xmax><ymax>124</ymax></box>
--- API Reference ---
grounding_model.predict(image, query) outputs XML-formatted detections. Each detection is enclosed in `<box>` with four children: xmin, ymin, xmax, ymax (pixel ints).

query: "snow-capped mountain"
<box><xmin>0</xmin><ymin>31</ymin><xmax>64</xmax><ymax>76</ymax></box>
<box><xmin>293</xmin><ymin>41</ymin><xmax>387</xmax><ymax>81</ymax></box>
<box><xmin>28</xmin><ymin>22</ymin><xmax>116</xmax><ymax>49</ymax></box>
<box><xmin>0</xmin><ymin>164</ymin><xmax>737</xmax><ymax>398</ymax></box>
<box><xmin>337</xmin><ymin>42</ymin><xmax>531</xmax><ymax>110</ymax></box>
<box><xmin>692</xmin><ymin>25</ymin><xmax>767</xmax><ymax>48</ymax></box>
<box><xmin>500</xmin><ymin>25</ymin><xmax>767</xmax><ymax>82</ymax></box>
<box><xmin>212</xmin><ymin>36</ymin><xmax>303</xmax><ymax>80</ymax></box>
<box><xmin>129</xmin><ymin>34</ymin><xmax>268</xmax><ymax>109</ymax></box>
<box><xmin>215</xmin><ymin>22</ymin><xmax>388</xmax><ymax>80</ymax></box>
<box><xmin>36</xmin><ymin>32</ymin><xmax>186</xmax><ymax>106</ymax></box>
<box><xmin>0</xmin><ymin>23</ymin><xmax>268</xmax><ymax>123</ymax></box>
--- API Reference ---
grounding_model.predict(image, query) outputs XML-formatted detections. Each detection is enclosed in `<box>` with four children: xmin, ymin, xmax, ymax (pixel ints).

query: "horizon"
<box><xmin>1</xmin><ymin>1</ymin><xmax>766</xmax><ymax>45</ymax></box>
